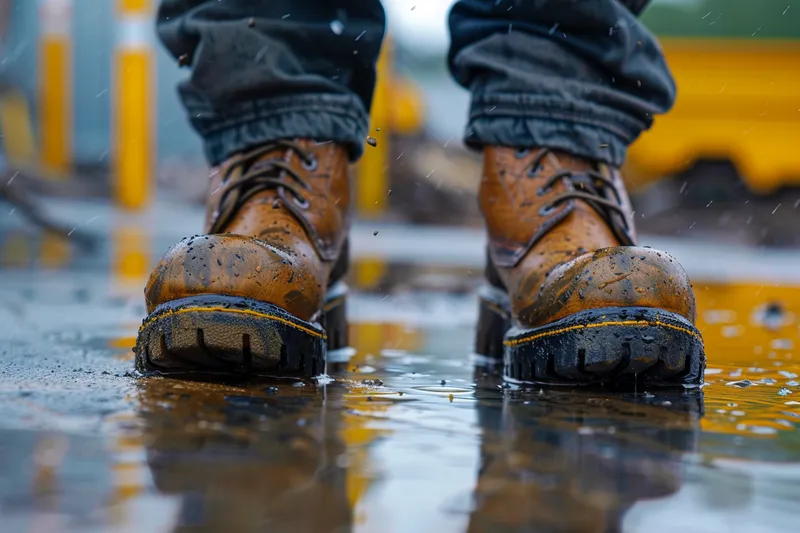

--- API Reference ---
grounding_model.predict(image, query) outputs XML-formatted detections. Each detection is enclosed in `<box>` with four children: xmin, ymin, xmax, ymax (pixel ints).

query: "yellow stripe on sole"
<box><xmin>141</xmin><ymin>306</ymin><xmax>327</xmax><ymax>340</ymax></box>
<box><xmin>504</xmin><ymin>319</ymin><xmax>701</xmax><ymax>347</ymax></box>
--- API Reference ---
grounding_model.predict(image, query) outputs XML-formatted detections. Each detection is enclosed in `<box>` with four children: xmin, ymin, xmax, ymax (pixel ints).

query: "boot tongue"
<box><xmin>482</xmin><ymin>146</ymin><xmax>635</xmax><ymax>269</ymax></box>
<box><xmin>248</xmin><ymin>146</ymin><xmax>293</xmax><ymax>174</ymax></box>
<box><xmin>544</xmin><ymin>150</ymin><xmax>594</xmax><ymax>173</ymax></box>
<box><xmin>208</xmin><ymin>143</ymin><xmax>308</xmax><ymax>235</ymax></box>
<box><xmin>536</xmin><ymin>150</ymin><xmax>634</xmax><ymax>245</ymax></box>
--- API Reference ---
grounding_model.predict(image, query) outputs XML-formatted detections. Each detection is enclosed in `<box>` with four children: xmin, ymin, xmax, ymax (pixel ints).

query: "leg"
<box><xmin>136</xmin><ymin>1</ymin><xmax>385</xmax><ymax>376</ymax></box>
<box><xmin>157</xmin><ymin>0</ymin><xmax>385</xmax><ymax>164</ymax></box>
<box><xmin>449</xmin><ymin>0</ymin><xmax>673</xmax><ymax>166</ymax></box>
<box><xmin>456</xmin><ymin>1</ymin><xmax>705</xmax><ymax>386</ymax></box>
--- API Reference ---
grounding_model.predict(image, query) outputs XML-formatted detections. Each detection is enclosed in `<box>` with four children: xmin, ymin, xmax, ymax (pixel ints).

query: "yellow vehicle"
<box><xmin>627</xmin><ymin>0</ymin><xmax>800</xmax><ymax>194</ymax></box>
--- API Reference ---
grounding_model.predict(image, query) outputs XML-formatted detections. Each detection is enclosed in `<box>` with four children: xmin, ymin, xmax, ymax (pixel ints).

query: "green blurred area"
<box><xmin>1</xmin><ymin>0</ymin><xmax>799</xmax><ymax>240</ymax></box>
<box><xmin>643</xmin><ymin>0</ymin><xmax>799</xmax><ymax>39</ymax></box>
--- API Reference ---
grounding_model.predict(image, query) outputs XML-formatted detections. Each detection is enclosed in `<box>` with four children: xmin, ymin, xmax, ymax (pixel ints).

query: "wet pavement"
<box><xmin>1</xmin><ymin>199</ymin><xmax>800</xmax><ymax>532</ymax></box>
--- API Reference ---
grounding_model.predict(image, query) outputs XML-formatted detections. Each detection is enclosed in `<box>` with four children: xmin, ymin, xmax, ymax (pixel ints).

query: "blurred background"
<box><xmin>0</xmin><ymin>0</ymin><xmax>798</xmax><ymax>316</ymax></box>
<box><xmin>2</xmin><ymin>4</ymin><xmax>800</xmax><ymax>531</ymax></box>
<box><xmin>1</xmin><ymin>0</ymin><xmax>799</xmax><ymax>242</ymax></box>
<box><xmin>0</xmin><ymin>0</ymin><xmax>799</xmax><ymax>300</ymax></box>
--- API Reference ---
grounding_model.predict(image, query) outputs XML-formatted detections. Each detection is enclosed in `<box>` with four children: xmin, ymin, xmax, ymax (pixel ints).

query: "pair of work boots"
<box><xmin>134</xmin><ymin>140</ymin><xmax>705</xmax><ymax>386</ymax></box>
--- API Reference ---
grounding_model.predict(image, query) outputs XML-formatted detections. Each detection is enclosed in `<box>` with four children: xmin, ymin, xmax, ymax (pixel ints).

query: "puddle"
<box><xmin>411</xmin><ymin>385</ymin><xmax>474</xmax><ymax>395</ymax></box>
<box><xmin>1</xmin><ymin>231</ymin><xmax>800</xmax><ymax>531</ymax></box>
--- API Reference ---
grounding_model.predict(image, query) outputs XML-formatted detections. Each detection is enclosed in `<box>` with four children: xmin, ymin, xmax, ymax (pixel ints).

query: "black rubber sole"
<box><xmin>134</xmin><ymin>282</ymin><xmax>349</xmax><ymax>377</ymax></box>
<box><xmin>475</xmin><ymin>285</ymin><xmax>705</xmax><ymax>386</ymax></box>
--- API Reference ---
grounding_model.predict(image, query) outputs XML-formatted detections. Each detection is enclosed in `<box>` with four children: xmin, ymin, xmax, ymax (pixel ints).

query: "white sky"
<box><xmin>382</xmin><ymin>0</ymin><xmax>454</xmax><ymax>56</ymax></box>
<box><xmin>381</xmin><ymin>0</ymin><xmax>693</xmax><ymax>56</ymax></box>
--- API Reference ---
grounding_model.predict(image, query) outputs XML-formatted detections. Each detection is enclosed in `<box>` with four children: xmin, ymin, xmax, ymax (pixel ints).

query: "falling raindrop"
<box><xmin>330</xmin><ymin>20</ymin><xmax>344</xmax><ymax>35</ymax></box>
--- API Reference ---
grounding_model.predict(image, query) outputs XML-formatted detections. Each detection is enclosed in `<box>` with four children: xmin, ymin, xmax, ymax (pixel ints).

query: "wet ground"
<box><xmin>1</xmin><ymin>198</ymin><xmax>800</xmax><ymax>532</ymax></box>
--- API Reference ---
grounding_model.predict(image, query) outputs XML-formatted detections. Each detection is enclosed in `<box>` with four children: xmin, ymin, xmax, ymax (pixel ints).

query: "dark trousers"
<box><xmin>157</xmin><ymin>0</ymin><xmax>674</xmax><ymax>167</ymax></box>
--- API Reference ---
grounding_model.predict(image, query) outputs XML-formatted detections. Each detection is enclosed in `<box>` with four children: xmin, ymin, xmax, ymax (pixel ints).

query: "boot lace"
<box><xmin>524</xmin><ymin>148</ymin><xmax>633</xmax><ymax>245</ymax></box>
<box><xmin>208</xmin><ymin>140</ymin><xmax>316</xmax><ymax>234</ymax></box>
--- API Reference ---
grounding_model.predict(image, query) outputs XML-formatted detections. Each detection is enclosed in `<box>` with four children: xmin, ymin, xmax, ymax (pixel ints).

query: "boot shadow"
<box><xmin>467</xmin><ymin>372</ymin><xmax>703</xmax><ymax>533</ymax></box>
<box><xmin>136</xmin><ymin>378</ymin><xmax>353</xmax><ymax>533</ymax></box>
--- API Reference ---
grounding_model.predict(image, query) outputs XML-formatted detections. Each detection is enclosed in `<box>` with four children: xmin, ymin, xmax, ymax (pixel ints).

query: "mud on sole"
<box><xmin>134</xmin><ymin>284</ymin><xmax>348</xmax><ymax>377</ymax></box>
<box><xmin>475</xmin><ymin>286</ymin><xmax>706</xmax><ymax>386</ymax></box>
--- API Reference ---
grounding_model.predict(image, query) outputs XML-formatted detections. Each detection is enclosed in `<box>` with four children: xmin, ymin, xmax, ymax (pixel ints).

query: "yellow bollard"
<box><xmin>38</xmin><ymin>0</ymin><xmax>72</xmax><ymax>176</ymax></box>
<box><xmin>353</xmin><ymin>256</ymin><xmax>387</xmax><ymax>291</ymax></box>
<box><xmin>354</xmin><ymin>38</ymin><xmax>392</xmax><ymax>287</ymax></box>
<box><xmin>111</xmin><ymin>222</ymin><xmax>151</xmax><ymax>297</ymax></box>
<box><xmin>0</xmin><ymin>88</ymin><xmax>37</xmax><ymax>166</ymax></box>
<box><xmin>39</xmin><ymin>231</ymin><xmax>71</xmax><ymax>270</ymax></box>
<box><xmin>112</xmin><ymin>225</ymin><xmax>149</xmax><ymax>283</ymax></box>
<box><xmin>0</xmin><ymin>229</ymin><xmax>32</xmax><ymax>268</ymax></box>
<box><xmin>114</xmin><ymin>0</ymin><xmax>154</xmax><ymax>210</ymax></box>
<box><xmin>356</xmin><ymin>37</ymin><xmax>391</xmax><ymax>219</ymax></box>
<box><xmin>107</xmin><ymin>430</ymin><xmax>147</xmax><ymax>528</ymax></box>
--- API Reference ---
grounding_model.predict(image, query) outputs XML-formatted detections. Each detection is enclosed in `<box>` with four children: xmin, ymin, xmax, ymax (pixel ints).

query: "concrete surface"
<box><xmin>0</xmin><ymin>197</ymin><xmax>799</xmax><ymax>532</ymax></box>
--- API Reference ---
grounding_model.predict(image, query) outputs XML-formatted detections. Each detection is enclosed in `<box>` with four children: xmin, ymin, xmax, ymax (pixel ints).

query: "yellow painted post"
<box><xmin>39</xmin><ymin>231</ymin><xmax>71</xmax><ymax>270</ymax></box>
<box><xmin>0</xmin><ymin>88</ymin><xmax>37</xmax><ymax>166</ymax></box>
<box><xmin>354</xmin><ymin>39</ymin><xmax>391</xmax><ymax>285</ymax></box>
<box><xmin>114</xmin><ymin>0</ymin><xmax>154</xmax><ymax>209</ymax></box>
<box><xmin>109</xmin><ymin>221</ymin><xmax>150</xmax><ymax>355</ymax></box>
<box><xmin>107</xmin><ymin>429</ymin><xmax>147</xmax><ymax>528</ymax></box>
<box><xmin>0</xmin><ymin>229</ymin><xmax>32</xmax><ymax>268</ymax></box>
<box><xmin>38</xmin><ymin>0</ymin><xmax>72</xmax><ymax>176</ymax></box>
<box><xmin>353</xmin><ymin>257</ymin><xmax>387</xmax><ymax>290</ymax></box>
<box><xmin>112</xmin><ymin>224</ymin><xmax>150</xmax><ymax>286</ymax></box>
<box><xmin>357</xmin><ymin>37</ymin><xmax>391</xmax><ymax>219</ymax></box>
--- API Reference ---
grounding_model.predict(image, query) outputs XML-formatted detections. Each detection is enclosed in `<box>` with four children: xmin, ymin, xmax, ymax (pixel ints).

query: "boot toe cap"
<box><xmin>144</xmin><ymin>234</ymin><xmax>323</xmax><ymax>321</ymax></box>
<box><xmin>518</xmin><ymin>246</ymin><xmax>696</xmax><ymax>327</ymax></box>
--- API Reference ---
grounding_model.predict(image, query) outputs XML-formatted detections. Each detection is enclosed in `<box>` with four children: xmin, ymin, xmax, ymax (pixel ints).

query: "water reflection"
<box><xmin>466</xmin><ymin>380</ymin><xmax>702</xmax><ymax>533</ymax></box>
<box><xmin>134</xmin><ymin>371</ymin><xmax>703</xmax><ymax>533</ymax></box>
<box><xmin>2</xmin><ymin>218</ymin><xmax>800</xmax><ymax>531</ymax></box>
<box><xmin>137</xmin><ymin>379</ymin><xmax>352</xmax><ymax>533</ymax></box>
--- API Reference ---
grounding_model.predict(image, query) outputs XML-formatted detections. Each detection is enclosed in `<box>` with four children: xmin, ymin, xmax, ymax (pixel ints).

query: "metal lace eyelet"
<box><xmin>302</xmin><ymin>155</ymin><xmax>318</xmax><ymax>171</ymax></box>
<box><xmin>527</xmin><ymin>164</ymin><xmax>543</xmax><ymax>178</ymax></box>
<box><xmin>293</xmin><ymin>196</ymin><xmax>311</xmax><ymax>210</ymax></box>
<box><xmin>539</xmin><ymin>204</ymin><xmax>556</xmax><ymax>216</ymax></box>
<box><xmin>514</xmin><ymin>148</ymin><xmax>530</xmax><ymax>159</ymax></box>
<box><xmin>536</xmin><ymin>186</ymin><xmax>546</xmax><ymax>197</ymax></box>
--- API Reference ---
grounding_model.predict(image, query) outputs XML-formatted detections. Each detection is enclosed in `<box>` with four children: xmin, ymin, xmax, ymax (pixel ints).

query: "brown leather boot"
<box><xmin>134</xmin><ymin>140</ymin><xmax>350</xmax><ymax>376</ymax></box>
<box><xmin>475</xmin><ymin>147</ymin><xmax>705</xmax><ymax>386</ymax></box>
